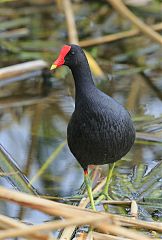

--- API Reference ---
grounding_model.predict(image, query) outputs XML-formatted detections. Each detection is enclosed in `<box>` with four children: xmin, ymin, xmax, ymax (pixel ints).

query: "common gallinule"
<box><xmin>50</xmin><ymin>44</ymin><xmax>135</xmax><ymax>210</ymax></box>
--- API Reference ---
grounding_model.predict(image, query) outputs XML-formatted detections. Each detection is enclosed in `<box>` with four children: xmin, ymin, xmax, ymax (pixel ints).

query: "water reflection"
<box><xmin>0</xmin><ymin>68</ymin><xmax>162</xmax><ymax>235</ymax></box>
<box><xmin>0</xmin><ymin>75</ymin><xmax>83</xmax><ymax>197</ymax></box>
<box><xmin>0</xmin><ymin>70</ymin><xmax>162</xmax><ymax>199</ymax></box>
<box><xmin>0</xmin><ymin>2</ymin><xmax>162</xmax><ymax>237</ymax></box>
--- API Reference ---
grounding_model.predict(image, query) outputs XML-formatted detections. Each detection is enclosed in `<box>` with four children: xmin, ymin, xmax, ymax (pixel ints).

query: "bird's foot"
<box><xmin>95</xmin><ymin>191</ymin><xmax>112</xmax><ymax>204</ymax></box>
<box><xmin>102</xmin><ymin>191</ymin><xmax>112</xmax><ymax>200</ymax></box>
<box><xmin>94</xmin><ymin>190</ymin><xmax>112</xmax><ymax>212</ymax></box>
<box><xmin>94</xmin><ymin>163</ymin><xmax>115</xmax><ymax>209</ymax></box>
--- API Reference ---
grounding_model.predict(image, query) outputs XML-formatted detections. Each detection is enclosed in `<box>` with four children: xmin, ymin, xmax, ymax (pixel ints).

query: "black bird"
<box><xmin>51</xmin><ymin>44</ymin><xmax>135</xmax><ymax>210</ymax></box>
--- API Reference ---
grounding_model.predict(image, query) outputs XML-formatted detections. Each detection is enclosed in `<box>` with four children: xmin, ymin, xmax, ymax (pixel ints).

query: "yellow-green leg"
<box><xmin>103</xmin><ymin>162</ymin><xmax>115</xmax><ymax>197</ymax></box>
<box><xmin>84</xmin><ymin>169</ymin><xmax>96</xmax><ymax>211</ymax></box>
<box><xmin>95</xmin><ymin>163</ymin><xmax>116</xmax><ymax>205</ymax></box>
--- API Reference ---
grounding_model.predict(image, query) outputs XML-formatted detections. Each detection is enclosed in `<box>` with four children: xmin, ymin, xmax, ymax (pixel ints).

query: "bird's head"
<box><xmin>50</xmin><ymin>44</ymin><xmax>85</xmax><ymax>70</ymax></box>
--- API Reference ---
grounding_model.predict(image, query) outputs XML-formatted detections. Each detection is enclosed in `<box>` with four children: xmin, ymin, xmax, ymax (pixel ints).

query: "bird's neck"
<box><xmin>70</xmin><ymin>62</ymin><xmax>95</xmax><ymax>100</ymax></box>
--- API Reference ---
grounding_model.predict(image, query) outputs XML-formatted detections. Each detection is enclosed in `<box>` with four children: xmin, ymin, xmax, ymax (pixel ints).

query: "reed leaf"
<box><xmin>29</xmin><ymin>140</ymin><xmax>67</xmax><ymax>185</ymax></box>
<box><xmin>0</xmin><ymin>144</ymin><xmax>38</xmax><ymax>195</ymax></box>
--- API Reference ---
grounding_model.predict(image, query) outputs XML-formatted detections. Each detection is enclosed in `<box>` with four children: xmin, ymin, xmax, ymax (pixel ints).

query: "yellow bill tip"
<box><xmin>50</xmin><ymin>64</ymin><xmax>57</xmax><ymax>71</ymax></box>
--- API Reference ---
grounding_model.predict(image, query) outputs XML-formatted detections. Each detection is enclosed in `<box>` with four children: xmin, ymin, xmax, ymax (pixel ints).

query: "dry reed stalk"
<box><xmin>59</xmin><ymin>196</ymin><xmax>91</xmax><ymax>240</ymax></box>
<box><xmin>60</xmin><ymin>170</ymin><xmax>107</xmax><ymax>239</ymax></box>
<box><xmin>0</xmin><ymin>28</ymin><xmax>29</xmax><ymax>39</ymax></box>
<box><xmin>107</xmin><ymin>0</ymin><xmax>162</xmax><ymax>45</ymax></box>
<box><xmin>101</xmin><ymin>200</ymin><xmax>131</xmax><ymax>205</ymax></box>
<box><xmin>76</xmin><ymin>232</ymin><xmax>88</xmax><ymax>240</ymax></box>
<box><xmin>0</xmin><ymin>60</ymin><xmax>48</xmax><ymax>80</ymax></box>
<box><xmin>136</xmin><ymin>132</ymin><xmax>162</xmax><ymax>142</ymax></box>
<box><xmin>79</xmin><ymin>22</ymin><xmax>162</xmax><ymax>47</ymax></box>
<box><xmin>107</xmin><ymin>213</ymin><xmax>162</xmax><ymax>232</ymax></box>
<box><xmin>0</xmin><ymin>215</ymin><xmax>48</xmax><ymax>240</ymax></box>
<box><xmin>130</xmin><ymin>200</ymin><xmax>138</xmax><ymax>219</ymax></box>
<box><xmin>62</xmin><ymin>0</ymin><xmax>105</xmax><ymax>78</ymax></box>
<box><xmin>0</xmin><ymin>96</ymin><xmax>49</xmax><ymax>109</ymax></box>
<box><xmin>0</xmin><ymin>214</ymin><xmax>154</xmax><ymax>240</ymax></box>
<box><xmin>94</xmin><ymin>221</ymin><xmax>153</xmax><ymax>240</ymax></box>
<box><xmin>93</xmin><ymin>231</ymin><xmax>131</xmax><ymax>240</ymax></box>
<box><xmin>59</xmin><ymin>204</ymin><xmax>86</xmax><ymax>237</ymax></box>
<box><xmin>0</xmin><ymin>215</ymin><xmax>107</xmax><ymax>239</ymax></box>
<box><xmin>84</xmin><ymin>51</ymin><xmax>105</xmax><ymax>78</ymax></box>
<box><xmin>0</xmin><ymin>186</ymin><xmax>96</xmax><ymax>218</ymax></box>
<box><xmin>93</xmin><ymin>176</ymin><xmax>107</xmax><ymax>196</ymax></box>
<box><xmin>82</xmin><ymin>168</ymin><xmax>107</xmax><ymax>207</ymax></box>
<box><xmin>59</xmin><ymin>224</ymin><xmax>76</xmax><ymax>239</ymax></box>
<box><xmin>60</xmin><ymin>168</ymin><xmax>102</xmax><ymax>240</ymax></box>
<box><xmin>118</xmin><ymin>217</ymin><xmax>162</xmax><ymax>232</ymax></box>
<box><xmin>126</xmin><ymin>76</ymin><xmax>142</xmax><ymax>110</ymax></box>
<box><xmin>0</xmin><ymin>186</ymin><xmax>160</xmax><ymax>234</ymax></box>
<box><xmin>62</xmin><ymin>0</ymin><xmax>78</xmax><ymax>44</ymax></box>
<box><xmin>57</xmin><ymin>168</ymin><xmax>104</xmax><ymax>239</ymax></box>
<box><xmin>0</xmin><ymin>187</ymin><xmax>162</xmax><ymax>237</ymax></box>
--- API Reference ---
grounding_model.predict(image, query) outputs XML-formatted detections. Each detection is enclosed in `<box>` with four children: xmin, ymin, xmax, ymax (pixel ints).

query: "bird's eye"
<box><xmin>71</xmin><ymin>51</ymin><xmax>75</xmax><ymax>55</ymax></box>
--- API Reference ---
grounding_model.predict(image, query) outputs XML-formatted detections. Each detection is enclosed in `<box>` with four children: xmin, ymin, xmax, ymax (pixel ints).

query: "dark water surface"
<box><xmin>1</xmin><ymin>68</ymin><xmax>162</xmax><ymax>223</ymax></box>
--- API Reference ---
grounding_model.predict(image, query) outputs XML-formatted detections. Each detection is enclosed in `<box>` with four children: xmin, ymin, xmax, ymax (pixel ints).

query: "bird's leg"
<box><xmin>103</xmin><ymin>163</ymin><xmax>115</xmax><ymax>198</ymax></box>
<box><xmin>95</xmin><ymin>163</ymin><xmax>115</xmax><ymax>206</ymax></box>
<box><xmin>84</xmin><ymin>168</ymin><xmax>96</xmax><ymax>211</ymax></box>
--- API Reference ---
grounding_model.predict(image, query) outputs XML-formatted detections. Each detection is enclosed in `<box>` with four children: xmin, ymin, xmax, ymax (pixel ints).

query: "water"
<box><xmin>1</xmin><ymin>68</ymin><xmax>162</xmax><ymax>220</ymax></box>
<box><xmin>0</xmin><ymin>0</ymin><xmax>162</xmax><ymax>233</ymax></box>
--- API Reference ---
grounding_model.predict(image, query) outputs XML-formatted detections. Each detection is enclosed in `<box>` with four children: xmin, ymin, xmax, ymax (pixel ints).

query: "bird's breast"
<box><xmin>67</xmin><ymin>99</ymin><xmax>135</xmax><ymax>169</ymax></box>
